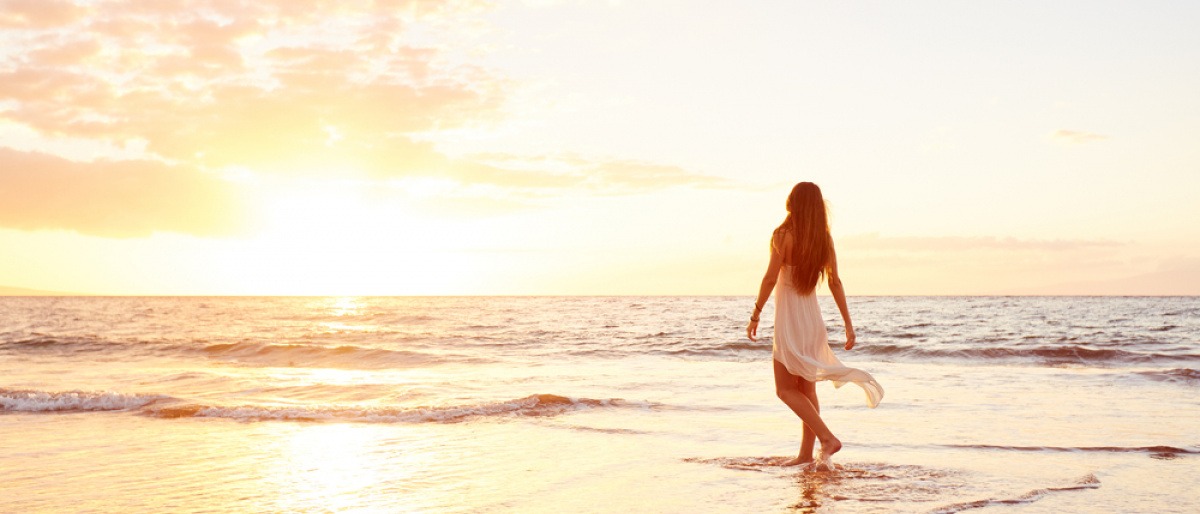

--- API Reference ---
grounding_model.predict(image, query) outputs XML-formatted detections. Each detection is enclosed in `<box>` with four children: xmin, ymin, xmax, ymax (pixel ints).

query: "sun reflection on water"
<box><xmin>318</xmin><ymin>296</ymin><xmax>377</xmax><ymax>334</ymax></box>
<box><xmin>263</xmin><ymin>423</ymin><xmax>435</xmax><ymax>513</ymax></box>
<box><xmin>329</xmin><ymin>297</ymin><xmax>362</xmax><ymax>317</ymax></box>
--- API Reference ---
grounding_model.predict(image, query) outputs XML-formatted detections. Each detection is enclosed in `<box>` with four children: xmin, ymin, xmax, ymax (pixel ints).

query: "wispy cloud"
<box><xmin>1049</xmin><ymin>129</ymin><xmax>1107</xmax><ymax>144</ymax></box>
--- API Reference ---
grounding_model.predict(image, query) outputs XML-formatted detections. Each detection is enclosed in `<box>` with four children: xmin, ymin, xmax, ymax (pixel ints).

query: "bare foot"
<box><xmin>779</xmin><ymin>455</ymin><xmax>814</xmax><ymax>467</ymax></box>
<box><xmin>817</xmin><ymin>436</ymin><xmax>842</xmax><ymax>463</ymax></box>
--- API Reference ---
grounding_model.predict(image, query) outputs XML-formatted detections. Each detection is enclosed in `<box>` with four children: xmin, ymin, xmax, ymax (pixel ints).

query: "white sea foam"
<box><xmin>0</xmin><ymin>388</ymin><xmax>167</xmax><ymax>412</ymax></box>
<box><xmin>144</xmin><ymin>394</ymin><xmax>641</xmax><ymax>423</ymax></box>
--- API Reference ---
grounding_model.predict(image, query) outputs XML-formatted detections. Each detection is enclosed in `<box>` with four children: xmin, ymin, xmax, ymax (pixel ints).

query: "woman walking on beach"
<box><xmin>747</xmin><ymin>182</ymin><xmax>883</xmax><ymax>468</ymax></box>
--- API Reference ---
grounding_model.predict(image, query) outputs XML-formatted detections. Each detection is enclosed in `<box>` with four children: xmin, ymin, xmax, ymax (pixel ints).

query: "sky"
<box><xmin>1</xmin><ymin>0</ymin><xmax>1198</xmax><ymax>295</ymax></box>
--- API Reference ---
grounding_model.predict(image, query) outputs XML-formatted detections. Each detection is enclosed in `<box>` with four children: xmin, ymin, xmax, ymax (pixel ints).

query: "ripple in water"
<box><xmin>929</xmin><ymin>473</ymin><xmax>1100</xmax><ymax>513</ymax></box>
<box><xmin>685</xmin><ymin>457</ymin><xmax>966</xmax><ymax>508</ymax></box>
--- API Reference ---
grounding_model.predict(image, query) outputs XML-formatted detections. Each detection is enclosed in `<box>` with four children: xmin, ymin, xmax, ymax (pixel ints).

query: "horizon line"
<box><xmin>2</xmin><ymin>293</ymin><xmax>1196</xmax><ymax>298</ymax></box>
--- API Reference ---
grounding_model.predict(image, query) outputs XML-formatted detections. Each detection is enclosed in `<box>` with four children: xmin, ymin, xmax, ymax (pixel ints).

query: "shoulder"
<box><xmin>772</xmin><ymin>227</ymin><xmax>795</xmax><ymax>252</ymax></box>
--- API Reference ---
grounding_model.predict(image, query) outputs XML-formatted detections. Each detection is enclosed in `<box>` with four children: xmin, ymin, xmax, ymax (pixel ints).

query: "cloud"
<box><xmin>0</xmin><ymin>147</ymin><xmax>249</xmax><ymax>238</ymax></box>
<box><xmin>1050</xmin><ymin>130</ymin><xmax>1107</xmax><ymax>144</ymax></box>
<box><xmin>0</xmin><ymin>0</ymin><xmax>88</xmax><ymax>28</ymax></box>
<box><xmin>0</xmin><ymin>1</ymin><xmax>501</xmax><ymax>174</ymax></box>
<box><xmin>0</xmin><ymin>0</ymin><xmax>721</xmax><ymax>237</ymax></box>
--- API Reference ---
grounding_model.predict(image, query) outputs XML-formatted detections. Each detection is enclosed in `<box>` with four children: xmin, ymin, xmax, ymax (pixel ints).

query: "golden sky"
<box><xmin>1</xmin><ymin>0</ymin><xmax>1198</xmax><ymax>295</ymax></box>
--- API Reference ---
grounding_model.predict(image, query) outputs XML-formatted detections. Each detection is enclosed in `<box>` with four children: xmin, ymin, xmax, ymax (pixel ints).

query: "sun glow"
<box><xmin>328</xmin><ymin>296</ymin><xmax>362</xmax><ymax>316</ymax></box>
<box><xmin>208</xmin><ymin>180</ymin><xmax>473</xmax><ymax>295</ymax></box>
<box><xmin>1</xmin><ymin>1</ymin><xmax>1197</xmax><ymax>296</ymax></box>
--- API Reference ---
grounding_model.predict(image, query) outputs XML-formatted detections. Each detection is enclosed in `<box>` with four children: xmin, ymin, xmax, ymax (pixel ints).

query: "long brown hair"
<box><xmin>772</xmin><ymin>182</ymin><xmax>831</xmax><ymax>294</ymax></box>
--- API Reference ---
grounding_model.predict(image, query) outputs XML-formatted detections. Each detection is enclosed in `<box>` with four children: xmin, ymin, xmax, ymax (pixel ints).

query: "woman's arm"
<box><xmin>747</xmin><ymin>234</ymin><xmax>785</xmax><ymax>341</ymax></box>
<box><xmin>826</xmin><ymin>236</ymin><xmax>856</xmax><ymax>350</ymax></box>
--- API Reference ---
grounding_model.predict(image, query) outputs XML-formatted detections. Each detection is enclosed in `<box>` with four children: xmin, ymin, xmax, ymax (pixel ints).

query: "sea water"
<box><xmin>1</xmin><ymin>296</ymin><xmax>1197</xmax><ymax>513</ymax></box>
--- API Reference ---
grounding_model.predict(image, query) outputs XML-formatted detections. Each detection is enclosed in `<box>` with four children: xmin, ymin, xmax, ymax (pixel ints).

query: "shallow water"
<box><xmin>2</xmin><ymin>296</ymin><xmax>1197</xmax><ymax>512</ymax></box>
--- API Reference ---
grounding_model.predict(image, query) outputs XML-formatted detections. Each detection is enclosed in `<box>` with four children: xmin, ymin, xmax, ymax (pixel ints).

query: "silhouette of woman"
<box><xmin>747</xmin><ymin>182</ymin><xmax>883</xmax><ymax>468</ymax></box>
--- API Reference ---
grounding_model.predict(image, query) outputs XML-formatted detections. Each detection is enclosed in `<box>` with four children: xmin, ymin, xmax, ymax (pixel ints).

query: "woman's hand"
<box><xmin>844</xmin><ymin>326</ymin><xmax>856</xmax><ymax>350</ymax></box>
<box><xmin>747</xmin><ymin>319</ymin><xmax>759</xmax><ymax>341</ymax></box>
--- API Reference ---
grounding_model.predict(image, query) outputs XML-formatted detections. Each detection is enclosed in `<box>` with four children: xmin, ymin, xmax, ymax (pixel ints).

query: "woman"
<box><xmin>747</xmin><ymin>182</ymin><xmax>883</xmax><ymax>468</ymax></box>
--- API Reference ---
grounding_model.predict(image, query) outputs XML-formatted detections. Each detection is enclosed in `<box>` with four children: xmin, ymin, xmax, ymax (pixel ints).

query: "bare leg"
<box><xmin>774</xmin><ymin>360</ymin><xmax>840</xmax><ymax>466</ymax></box>
<box><xmin>797</xmin><ymin>377</ymin><xmax>819</xmax><ymax>464</ymax></box>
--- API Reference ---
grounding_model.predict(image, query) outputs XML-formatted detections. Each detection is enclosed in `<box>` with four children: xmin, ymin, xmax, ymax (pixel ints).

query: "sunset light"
<box><xmin>4</xmin><ymin>4</ymin><xmax>1198</xmax><ymax>513</ymax></box>
<box><xmin>2</xmin><ymin>1</ymin><xmax>1198</xmax><ymax>296</ymax></box>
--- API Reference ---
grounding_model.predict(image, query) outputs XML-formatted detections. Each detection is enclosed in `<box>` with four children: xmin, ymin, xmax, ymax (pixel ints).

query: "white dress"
<box><xmin>773</xmin><ymin>266</ymin><xmax>884</xmax><ymax>408</ymax></box>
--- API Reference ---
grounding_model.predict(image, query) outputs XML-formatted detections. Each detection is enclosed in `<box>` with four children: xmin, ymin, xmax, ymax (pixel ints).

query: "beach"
<box><xmin>2</xmin><ymin>296</ymin><xmax>1197</xmax><ymax>513</ymax></box>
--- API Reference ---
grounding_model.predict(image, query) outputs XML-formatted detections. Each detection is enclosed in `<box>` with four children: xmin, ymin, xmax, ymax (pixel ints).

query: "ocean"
<box><xmin>1</xmin><ymin>296</ymin><xmax>1197</xmax><ymax>513</ymax></box>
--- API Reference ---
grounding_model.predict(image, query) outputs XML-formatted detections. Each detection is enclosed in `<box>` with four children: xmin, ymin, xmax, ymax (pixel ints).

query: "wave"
<box><xmin>0</xmin><ymin>388</ymin><xmax>168</xmax><ymax>412</ymax></box>
<box><xmin>859</xmin><ymin>343</ymin><xmax>1200</xmax><ymax>364</ymax></box>
<box><xmin>1135</xmin><ymin>368</ymin><xmax>1200</xmax><ymax>383</ymax></box>
<box><xmin>944</xmin><ymin>444</ymin><xmax>1199</xmax><ymax>458</ymax></box>
<box><xmin>0</xmin><ymin>335</ymin><xmax>482</xmax><ymax>370</ymax></box>
<box><xmin>2</xmin><ymin>387</ymin><xmax>644</xmax><ymax>423</ymax></box>
<box><xmin>683</xmin><ymin>456</ymin><xmax>796</xmax><ymax>472</ymax></box>
<box><xmin>0</xmin><ymin>335</ymin><xmax>127</xmax><ymax>354</ymax></box>
<box><xmin>929</xmin><ymin>473</ymin><xmax>1100</xmax><ymax>513</ymax></box>
<box><xmin>688</xmin><ymin>456</ymin><xmax>968</xmax><ymax>491</ymax></box>
<box><xmin>142</xmin><ymin>393</ymin><xmax>645</xmax><ymax>423</ymax></box>
<box><xmin>561</xmin><ymin>425</ymin><xmax>654</xmax><ymax>435</ymax></box>
<box><xmin>647</xmin><ymin>340</ymin><xmax>1199</xmax><ymax>366</ymax></box>
<box><xmin>201</xmin><ymin>342</ymin><xmax>470</xmax><ymax>369</ymax></box>
<box><xmin>659</xmin><ymin>341</ymin><xmax>771</xmax><ymax>357</ymax></box>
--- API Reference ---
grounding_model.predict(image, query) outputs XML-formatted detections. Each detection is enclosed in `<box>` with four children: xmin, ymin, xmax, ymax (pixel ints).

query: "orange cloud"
<box><xmin>0</xmin><ymin>0</ymin><xmax>718</xmax><ymax>237</ymax></box>
<box><xmin>27</xmin><ymin>39</ymin><xmax>102</xmax><ymax>67</ymax></box>
<box><xmin>0</xmin><ymin>0</ymin><xmax>88</xmax><ymax>28</ymax></box>
<box><xmin>0</xmin><ymin>148</ymin><xmax>249</xmax><ymax>238</ymax></box>
<box><xmin>0</xmin><ymin>1</ymin><xmax>501</xmax><ymax>171</ymax></box>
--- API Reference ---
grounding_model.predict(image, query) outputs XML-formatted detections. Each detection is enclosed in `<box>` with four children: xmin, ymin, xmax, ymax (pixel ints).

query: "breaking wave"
<box><xmin>143</xmin><ymin>393</ymin><xmax>645</xmax><ymax>423</ymax></box>
<box><xmin>0</xmin><ymin>388</ymin><xmax>168</xmax><ymax>412</ymax></box>
<box><xmin>2</xmin><ymin>388</ymin><xmax>647</xmax><ymax>424</ymax></box>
